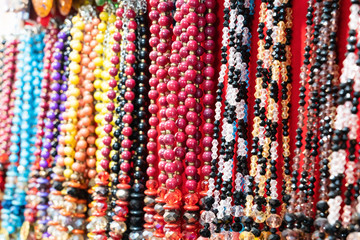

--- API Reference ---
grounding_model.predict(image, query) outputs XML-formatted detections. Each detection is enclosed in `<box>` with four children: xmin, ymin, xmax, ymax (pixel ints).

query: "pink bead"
<box><xmin>177</xmin><ymin>106</ymin><xmax>187</xmax><ymax>118</ymax></box>
<box><xmin>175</xmin><ymin>175</ymin><xmax>183</xmax><ymax>186</ymax></box>
<box><xmin>104</xmin><ymin>113</ymin><xmax>113</xmax><ymax>123</ymax></box>
<box><xmin>125</xmin><ymin>66</ymin><xmax>134</xmax><ymax>76</ymax></box>
<box><xmin>179</xmin><ymin>46</ymin><xmax>189</xmax><ymax>58</ymax></box>
<box><xmin>112</xmin><ymin>43</ymin><xmax>120</xmax><ymax>52</ymax></box>
<box><xmin>202</xmin><ymin>151</ymin><xmax>212</xmax><ymax>162</ymax></box>
<box><xmin>158</xmin><ymin>174</ymin><xmax>168</xmax><ymax>184</ymax></box>
<box><xmin>159</xmin><ymin>28</ymin><xmax>171</xmax><ymax>39</ymax></box>
<box><xmin>203</xmin><ymin>53</ymin><xmax>215</xmax><ymax>64</ymax></box>
<box><xmin>109</xmin><ymin>67</ymin><xmax>118</xmax><ymax>77</ymax></box>
<box><xmin>158</xmin><ymin>1</ymin><xmax>168</xmax><ymax>12</ymax></box>
<box><xmin>121</xmin><ymin>139</ymin><xmax>132</xmax><ymax>149</ymax></box>
<box><xmin>179</xmin><ymin>62</ymin><xmax>188</xmax><ymax>72</ymax></box>
<box><xmin>148</xmin><ymin>90</ymin><xmax>159</xmax><ymax>100</ymax></box>
<box><xmin>156</xmin><ymin>55</ymin><xmax>168</xmax><ymax>66</ymax></box>
<box><xmin>180</xmin><ymin>32</ymin><xmax>190</xmax><ymax>43</ymax></box>
<box><xmin>113</xmin><ymin>32</ymin><xmax>122</xmax><ymax>42</ymax></box>
<box><xmin>102</xmin><ymin>136</ymin><xmax>112</xmax><ymax>146</ymax></box>
<box><xmin>121</xmin><ymin>151</ymin><xmax>132</xmax><ymax>161</ymax></box>
<box><xmin>126</xmin><ymin>9</ymin><xmax>136</xmax><ymax>19</ymax></box>
<box><xmin>167</xmin><ymin>80</ymin><xmax>180</xmax><ymax>92</ymax></box>
<box><xmin>127</xmin><ymin>32</ymin><xmax>136</xmax><ymax>42</ymax></box>
<box><xmin>121</xmin><ymin>161</ymin><xmax>131</xmax><ymax>172</ymax></box>
<box><xmin>165</xmin><ymin>162</ymin><xmax>176</xmax><ymax>173</ymax></box>
<box><xmin>185</xmin><ymin>152</ymin><xmax>197</xmax><ymax>163</ymax></box>
<box><xmin>185</xmin><ymin>125</ymin><xmax>196</xmax><ymax>135</ymax></box>
<box><xmin>146</xmin><ymin>154</ymin><xmax>157</xmax><ymax>164</ymax></box>
<box><xmin>147</xmin><ymin>167</ymin><xmax>157</xmax><ymax>177</ymax></box>
<box><xmin>187</xmin><ymin>12</ymin><xmax>198</xmax><ymax>23</ymax></box>
<box><xmin>185</xmin><ymin>180</ymin><xmax>197</xmax><ymax>191</ymax></box>
<box><xmin>149</xmin><ymin>37</ymin><xmax>160</xmax><ymax>47</ymax></box>
<box><xmin>205</xmin><ymin>26</ymin><xmax>216</xmax><ymax>37</ymax></box>
<box><xmin>186</xmin><ymin>55</ymin><xmax>197</xmax><ymax>66</ymax></box>
<box><xmin>156</xmin><ymin>68</ymin><xmax>167</xmax><ymax>79</ymax></box>
<box><xmin>115</xmin><ymin>20</ymin><xmax>123</xmax><ymax>30</ymax></box>
<box><xmin>166</xmin><ymin>178</ymin><xmax>177</xmax><ymax>189</ymax></box>
<box><xmin>104</xmin><ymin>124</ymin><xmax>113</xmax><ymax>133</ymax></box>
<box><xmin>126</xmin><ymin>54</ymin><xmax>136</xmax><ymax>64</ymax></box>
<box><xmin>175</xmin><ymin>131</ymin><xmax>186</xmax><ymax>143</ymax></box>
<box><xmin>203</xmin><ymin>80</ymin><xmax>214</xmax><ymax>91</ymax></box>
<box><xmin>157</xmin><ymin>42</ymin><xmax>168</xmax><ymax>53</ymax></box>
<box><xmin>186</xmin><ymin>138</ymin><xmax>197</xmax><ymax>149</ymax></box>
<box><xmin>124</xmin><ymin>91</ymin><xmax>135</xmax><ymax>101</ymax></box>
<box><xmin>185</xmin><ymin>97</ymin><xmax>196</xmax><ymax>108</ymax></box>
<box><xmin>108</xmin><ymin>79</ymin><xmax>117</xmax><ymax>88</ymax></box>
<box><xmin>157</xmin><ymin>82</ymin><xmax>167</xmax><ymax>93</ymax></box>
<box><xmin>181</xmin><ymin>3</ymin><xmax>190</xmax><ymax>15</ymax></box>
<box><xmin>101</xmin><ymin>147</ymin><xmax>110</xmax><ymax>157</ymax></box>
<box><xmin>165</xmin><ymin>107</ymin><xmax>177</xmax><ymax>119</ymax></box>
<box><xmin>165</xmin><ymin>120</ymin><xmax>176</xmax><ymax>131</ymax></box>
<box><xmin>197</xmin><ymin>3</ymin><xmax>206</xmax><ymax>13</ymax></box>
<box><xmin>122</xmin><ymin>114</ymin><xmax>133</xmax><ymax>124</ymax></box>
<box><xmin>158</xmin><ymin>16</ymin><xmax>170</xmax><ymax>26</ymax></box>
<box><xmin>185</xmin><ymin>166</ymin><xmax>197</xmax><ymax>176</ymax></box>
<box><xmin>158</xmin><ymin>160</ymin><xmax>166</xmax><ymax>170</ymax></box>
<box><xmin>185</xmin><ymin>84</ymin><xmax>196</xmax><ymax>94</ymax></box>
<box><xmin>149</xmin><ymin>116</ymin><xmax>159</xmax><ymax>127</ymax></box>
<box><xmin>149</xmin><ymin>0</ymin><xmax>159</xmax><ymax>7</ymax></box>
<box><xmin>203</xmin><ymin>109</ymin><xmax>214</xmax><ymax>119</ymax></box>
<box><xmin>150</xmin><ymin>24</ymin><xmax>160</xmax><ymax>35</ymax></box>
<box><xmin>147</xmin><ymin>141</ymin><xmax>157</xmax><ymax>151</ymax></box>
<box><xmin>100</xmin><ymin>159</ymin><xmax>109</xmax><ymax>169</ymax></box>
<box><xmin>147</xmin><ymin>129</ymin><xmax>158</xmax><ymax>139</ymax></box>
<box><xmin>128</xmin><ymin>20</ymin><xmax>137</xmax><ymax>29</ymax></box>
<box><xmin>185</xmin><ymin>70</ymin><xmax>197</xmax><ymax>81</ymax></box>
<box><xmin>126</xmin><ymin>42</ymin><xmax>136</xmax><ymax>52</ymax></box>
<box><xmin>166</xmin><ymin>93</ymin><xmax>178</xmax><ymax>105</ymax></box>
<box><xmin>148</xmin><ymin>104</ymin><xmax>159</xmax><ymax>114</ymax></box>
<box><xmin>125</xmin><ymin>78</ymin><xmax>136</xmax><ymax>88</ymax></box>
<box><xmin>205</xmin><ymin>12</ymin><xmax>216</xmax><ymax>24</ymax></box>
<box><xmin>205</xmin><ymin>0</ymin><xmax>216</xmax><ymax>8</ymax></box>
<box><xmin>187</xmin><ymin>25</ymin><xmax>199</xmax><ymax>36</ymax></box>
<box><xmin>122</xmin><ymin>127</ymin><xmax>132</xmax><ymax>137</ymax></box>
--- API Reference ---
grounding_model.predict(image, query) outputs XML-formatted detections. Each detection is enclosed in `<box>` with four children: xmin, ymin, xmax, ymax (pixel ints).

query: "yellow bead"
<box><xmin>74</xmin><ymin>21</ymin><xmax>85</xmax><ymax>30</ymax></box>
<box><xmin>69</xmin><ymin>51</ymin><xmax>81</xmax><ymax>63</ymax></box>
<box><xmin>93</xmin><ymin>57</ymin><xmax>103</xmax><ymax>67</ymax></box>
<box><xmin>70</xmin><ymin>28</ymin><xmax>80</xmax><ymax>37</ymax></box>
<box><xmin>94</xmin><ymin>114</ymin><xmax>103</xmax><ymax>124</ymax></box>
<box><xmin>70</xmin><ymin>40</ymin><xmax>82</xmax><ymax>52</ymax></box>
<box><xmin>103</xmin><ymin>60</ymin><xmax>112</xmax><ymax>70</ymax></box>
<box><xmin>108</xmin><ymin>14</ymin><xmax>116</xmax><ymax>23</ymax></box>
<box><xmin>64</xmin><ymin>135</ymin><xmax>75</xmax><ymax>145</ymax></box>
<box><xmin>101</xmin><ymin>71</ymin><xmax>110</xmax><ymax>80</ymax></box>
<box><xmin>67</xmin><ymin>110</ymin><xmax>77</xmax><ymax>119</ymax></box>
<box><xmin>96</xmin><ymin>33</ymin><xmax>105</xmax><ymax>43</ymax></box>
<box><xmin>99</xmin><ymin>12</ymin><xmax>109</xmax><ymax>21</ymax></box>
<box><xmin>73</xmin><ymin>31</ymin><xmax>84</xmax><ymax>41</ymax></box>
<box><xmin>95</xmin><ymin>103</ymin><xmax>103</xmax><ymax>112</ymax></box>
<box><xmin>72</xmin><ymin>16</ymin><xmax>80</xmax><ymax>24</ymax></box>
<box><xmin>69</xmin><ymin>62</ymin><xmax>81</xmax><ymax>74</ymax></box>
<box><xmin>69</xmin><ymin>75</ymin><xmax>80</xmax><ymax>85</ymax></box>
<box><xmin>239</xmin><ymin>231</ymin><xmax>255</xmax><ymax>240</ymax></box>
<box><xmin>64</xmin><ymin>169</ymin><xmax>73</xmax><ymax>179</ymax></box>
<box><xmin>64</xmin><ymin>147</ymin><xmax>74</xmax><ymax>156</ymax></box>
<box><xmin>94</xmin><ymin>79</ymin><xmax>102</xmax><ymax>89</ymax></box>
<box><xmin>94</xmin><ymin>69</ymin><xmax>102</xmax><ymax>79</ymax></box>
<box><xmin>70</xmin><ymin>88</ymin><xmax>81</xmax><ymax>97</ymax></box>
<box><xmin>94</xmin><ymin>44</ymin><xmax>103</xmax><ymax>54</ymax></box>
<box><xmin>66</xmin><ymin>123</ymin><xmax>75</xmax><ymax>132</ymax></box>
<box><xmin>108</xmin><ymin>25</ymin><xmax>117</xmax><ymax>34</ymax></box>
<box><xmin>96</xmin><ymin>165</ymin><xmax>104</xmax><ymax>173</ymax></box>
<box><xmin>98</xmin><ymin>22</ymin><xmax>107</xmax><ymax>32</ymax></box>
<box><xmin>94</xmin><ymin>91</ymin><xmax>102</xmax><ymax>101</ymax></box>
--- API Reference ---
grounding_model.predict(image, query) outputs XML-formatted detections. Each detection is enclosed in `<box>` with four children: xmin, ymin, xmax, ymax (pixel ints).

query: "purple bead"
<box><xmin>45</xmin><ymin>120</ymin><xmax>54</xmax><ymax>129</ymax></box>
<box><xmin>59</xmin><ymin>113</ymin><xmax>64</xmax><ymax>121</ymax></box>
<box><xmin>39</xmin><ymin>159</ymin><xmax>49</xmax><ymax>168</ymax></box>
<box><xmin>42</xmin><ymin>232</ymin><xmax>51</xmax><ymax>238</ymax></box>
<box><xmin>60</xmin><ymin>93</ymin><xmax>67</xmax><ymax>102</ymax></box>
<box><xmin>51</xmin><ymin>82</ymin><xmax>61</xmax><ymax>92</ymax></box>
<box><xmin>51</xmin><ymin>71</ymin><xmax>61</xmax><ymax>81</ymax></box>
<box><xmin>36</xmin><ymin>205</ymin><xmax>48</xmax><ymax>211</ymax></box>
<box><xmin>38</xmin><ymin>191</ymin><xmax>49</xmax><ymax>198</ymax></box>
<box><xmin>43</xmin><ymin>141</ymin><xmax>52</xmax><ymax>150</ymax></box>
<box><xmin>40</xmin><ymin>151</ymin><xmax>50</xmax><ymax>160</ymax></box>
<box><xmin>57</xmin><ymin>31</ymin><xmax>67</xmax><ymax>40</ymax></box>
<box><xmin>46</xmin><ymin>111</ymin><xmax>56</xmax><ymax>121</ymax></box>
<box><xmin>37</xmin><ymin>177</ymin><xmax>49</xmax><ymax>184</ymax></box>
<box><xmin>52</xmin><ymin>61</ymin><xmax>61</xmax><ymax>71</ymax></box>
<box><xmin>54</xmin><ymin>155</ymin><xmax>60</xmax><ymax>163</ymax></box>
<box><xmin>45</xmin><ymin>131</ymin><xmax>54</xmax><ymax>139</ymax></box>
<box><xmin>61</xmin><ymin>83</ymin><xmax>68</xmax><ymax>91</ymax></box>
<box><xmin>53</xmin><ymin>51</ymin><xmax>62</xmax><ymax>60</ymax></box>
<box><xmin>49</xmin><ymin>102</ymin><xmax>58</xmax><ymax>110</ymax></box>
<box><xmin>54</xmin><ymin>41</ymin><xmax>64</xmax><ymax>50</ymax></box>
<box><xmin>61</xmin><ymin>74</ymin><xmax>67</xmax><ymax>81</ymax></box>
<box><xmin>51</xmin><ymin>93</ymin><xmax>60</xmax><ymax>102</ymax></box>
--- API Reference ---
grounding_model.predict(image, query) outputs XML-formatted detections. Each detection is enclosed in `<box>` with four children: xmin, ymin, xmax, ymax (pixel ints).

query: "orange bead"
<box><xmin>85</xmin><ymin>23</ymin><xmax>93</xmax><ymax>32</ymax></box>
<box><xmin>74</xmin><ymin>151</ymin><xmax>86</xmax><ymax>162</ymax></box>
<box><xmin>57</xmin><ymin>156</ymin><xmax>65</xmax><ymax>166</ymax></box>
<box><xmin>87</xmin><ymin>136</ymin><xmax>96</xmax><ymax>145</ymax></box>
<box><xmin>92</xmin><ymin>18</ymin><xmax>100</xmax><ymax>25</ymax></box>
<box><xmin>86</xmin><ymin>158</ymin><xmax>96</xmax><ymax>168</ymax></box>
<box><xmin>77</xmin><ymin>140</ymin><xmax>87</xmax><ymax>149</ymax></box>
<box><xmin>91</xmin><ymin>29</ymin><xmax>99</xmax><ymax>37</ymax></box>
<box><xmin>86</xmin><ymin>71</ymin><xmax>95</xmax><ymax>80</ymax></box>
<box><xmin>82</xmin><ymin>117</ymin><xmax>91</xmax><ymax>127</ymax></box>
<box><xmin>79</xmin><ymin>128</ymin><xmax>90</xmax><ymax>138</ymax></box>
<box><xmin>82</xmin><ymin>57</ymin><xmax>90</xmax><ymax>66</ymax></box>
<box><xmin>88</xmin><ymin>169</ymin><xmax>97</xmax><ymax>178</ymax></box>
<box><xmin>86</xmin><ymin>147</ymin><xmax>96</xmax><ymax>156</ymax></box>
<box><xmin>89</xmin><ymin>50</ymin><xmax>97</xmax><ymax>59</ymax></box>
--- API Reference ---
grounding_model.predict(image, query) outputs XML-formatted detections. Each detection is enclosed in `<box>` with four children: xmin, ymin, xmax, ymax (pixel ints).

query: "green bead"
<box><xmin>95</xmin><ymin>0</ymin><xmax>106</xmax><ymax>6</ymax></box>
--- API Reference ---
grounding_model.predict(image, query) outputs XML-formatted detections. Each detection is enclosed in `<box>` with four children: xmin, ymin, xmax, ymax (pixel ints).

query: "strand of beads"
<box><xmin>58</xmin><ymin>12</ymin><xmax>85</xmax><ymax>239</ymax></box>
<box><xmin>232</xmin><ymin>0</ymin><xmax>254</xmax><ymax>236</ymax></box>
<box><xmin>151</xmin><ymin>0</ymin><xmax>173</xmax><ymax>237</ymax></box>
<box><xmin>26</xmin><ymin>26</ymin><xmax>58</xmax><ymax>239</ymax></box>
<box><xmin>240</xmin><ymin>1</ymin><xmax>267</xmax><ymax>239</ymax></box>
<box><xmin>1</xmin><ymin>32</ymin><xmax>45</xmax><ymax>235</ymax></box>
<box><xmin>0</xmin><ymin>40</ymin><xmax>17</xmax><ymax>190</ymax></box>
<box><xmin>198</xmin><ymin>0</ymin><xmax>217</xmax><ymax>238</ymax></box>
<box><xmin>210</xmin><ymin>0</ymin><xmax>229</xmax><ymax>237</ymax></box>
<box><xmin>87</xmin><ymin>7</ymin><xmax>111</xmax><ymax>239</ymax></box>
<box><xmin>143</xmin><ymin>0</ymin><xmax>162</xmax><ymax>236</ymax></box>
<box><xmin>47</xmin><ymin>24</ymin><xmax>72</xmax><ymax>239</ymax></box>
<box><xmin>127</xmin><ymin>9</ymin><xmax>149</xmax><ymax>240</ymax></box>
<box><xmin>107</xmin><ymin>3</ymin><xmax>125</xmax><ymax>240</ymax></box>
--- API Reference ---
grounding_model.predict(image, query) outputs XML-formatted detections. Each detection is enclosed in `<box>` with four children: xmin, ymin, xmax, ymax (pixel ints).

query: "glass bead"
<box><xmin>239</xmin><ymin>231</ymin><xmax>255</xmax><ymax>240</ymax></box>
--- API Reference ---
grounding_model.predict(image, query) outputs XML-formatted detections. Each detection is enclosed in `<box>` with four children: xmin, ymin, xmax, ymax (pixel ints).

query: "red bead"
<box><xmin>202</xmin><ymin>151</ymin><xmax>212</xmax><ymax>162</ymax></box>
<box><xmin>166</xmin><ymin>178</ymin><xmax>177</xmax><ymax>189</ymax></box>
<box><xmin>121</xmin><ymin>152</ymin><xmax>131</xmax><ymax>162</ymax></box>
<box><xmin>112</xmin><ymin>43</ymin><xmax>120</xmax><ymax>52</ymax></box>
<box><xmin>113</xmin><ymin>32</ymin><xmax>122</xmax><ymax>42</ymax></box>
<box><xmin>149</xmin><ymin>0</ymin><xmax>159</xmax><ymax>7</ymax></box>
<box><xmin>126</xmin><ymin>42</ymin><xmax>136</xmax><ymax>52</ymax></box>
<box><xmin>165</xmin><ymin>120</ymin><xmax>176</xmax><ymax>131</ymax></box>
<box><xmin>157</xmin><ymin>42</ymin><xmax>168</xmax><ymax>53</ymax></box>
<box><xmin>150</xmin><ymin>24</ymin><xmax>160</xmax><ymax>35</ymax></box>
<box><xmin>158</xmin><ymin>174</ymin><xmax>168</xmax><ymax>184</ymax></box>
<box><xmin>166</xmin><ymin>93</ymin><xmax>178</xmax><ymax>105</ymax></box>
<box><xmin>147</xmin><ymin>141</ymin><xmax>157</xmax><ymax>152</ymax></box>
<box><xmin>124</xmin><ymin>91</ymin><xmax>135</xmax><ymax>101</ymax></box>
<box><xmin>122</xmin><ymin>114</ymin><xmax>133</xmax><ymax>124</ymax></box>
<box><xmin>147</xmin><ymin>129</ymin><xmax>158</xmax><ymax>139</ymax></box>
<box><xmin>185</xmin><ymin>180</ymin><xmax>197</xmax><ymax>191</ymax></box>
<box><xmin>147</xmin><ymin>167</ymin><xmax>157</xmax><ymax>177</ymax></box>
<box><xmin>149</xmin><ymin>37</ymin><xmax>160</xmax><ymax>47</ymax></box>
<box><xmin>125</xmin><ymin>78</ymin><xmax>136</xmax><ymax>89</ymax></box>
<box><xmin>128</xmin><ymin>20</ymin><xmax>137</xmax><ymax>30</ymax></box>
<box><xmin>121</xmin><ymin>161</ymin><xmax>131</xmax><ymax>172</ymax></box>
<box><xmin>127</xmin><ymin>32</ymin><xmax>136</xmax><ymax>42</ymax></box>
<box><xmin>121</xmin><ymin>139</ymin><xmax>132</xmax><ymax>149</ymax></box>
<box><xmin>122</xmin><ymin>127</ymin><xmax>133</xmax><ymax>137</ymax></box>
<box><xmin>126</xmin><ymin>9</ymin><xmax>136</xmax><ymax>19</ymax></box>
<box><xmin>126</xmin><ymin>54</ymin><xmax>136</xmax><ymax>64</ymax></box>
<box><xmin>158</xmin><ymin>1</ymin><xmax>169</xmax><ymax>12</ymax></box>
<box><xmin>104</xmin><ymin>124</ymin><xmax>113</xmax><ymax>133</ymax></box>
<box><xmin>146</xmin><ymin>154</ymin><xmax>157</xmax><ymax>164</ymax></box>
<box><xmin>185</xmin><ymin>125</ymin><xmax>196</xmax><ymax>136</ymax></box>
<box><xmin>175</xmin><ymin>131</ymin><xmax>186</xmax><ymax>143</ymax></box>
<box><xmin>149</xmin><ymin>116</ymin><xmax>159</xmax><ymax>126</ymax></box>
<box><xmin>159</xmin><ymin>28</ymin><xmax>171</xmax><ymax>39</ymax></box>
<box><xmin>158</xmin><ymin>16</ymin><xmax>170</xmax><ymax>26</ymax></box>
<box><xmin>125</xmin><ymin>66</ymin><xmax>134</xmax><ymax>76</ymax></box>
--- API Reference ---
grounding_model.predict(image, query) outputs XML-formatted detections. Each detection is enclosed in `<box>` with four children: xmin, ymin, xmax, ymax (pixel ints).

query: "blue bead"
<box><xmin>9</xmin><ymin>145</ymin><xmax>19</xmax><ymax>153</ymax></box>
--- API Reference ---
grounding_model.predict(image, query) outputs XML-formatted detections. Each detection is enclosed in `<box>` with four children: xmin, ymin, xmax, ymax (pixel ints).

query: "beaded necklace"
<box><xmin>143</xmin><ymin>0</ymin><xmax>162</xmax><ymax>237</ymax></box>
<box><xmin>198</xmin><ymin>0</ymin><xmax>216</xmax><ymax>238</ymax></box>
<box><xmin>127</xmin><ymin>9</ymin><xmax>149</xmax><ymax>240</ymax></box>
<box><xmin>47</xmin><ymin>21</ymin><xmax>71</xmax><ymax>239</ymax></box>
<box><xmin>1</xmin><ymin>31</ymin><xmax>44</xmax><ymax>236</ymax></box>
